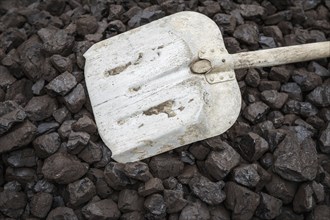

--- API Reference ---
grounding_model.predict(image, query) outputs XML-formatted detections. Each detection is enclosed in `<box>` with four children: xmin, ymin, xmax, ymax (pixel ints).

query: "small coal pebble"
<box><xmin>138</xmin><ymin>177</ymin><xmax>164</xmax><ymax>196</ymax></box>
<box><xmin>205</xmin><ymin>141</ymin><xmax>240</xmax><ymax>180</ymax></box>
<box><xmin>225</xmin><ymin>181</ymin><xmax>260</xmax><ymax>220</ymax></box>
<box><xmin>33</xmin><ymin>132</ymin><xmax>61</xmax><ymax>158</ymax></box>
<box><xmin>63</xmin><ymin>83</ymin><xmax>86</xmax><ymax>113</ymax></box>
<box><xmin>149</xmin><ymin>154</ymin><xmax>184</xmax><ymax>179</ymax></box>
<box><xmin>3</xmin><ymin>148</ymin><xmax>36</xmax><ymax>168</ymax></box>
<box><xmin>24</xmin><ymin>95</ymin><xmax>58</xmax><ymax>121</ymax></box>
<box><xmin>0</xmin><ymin>190</ymin><xmax>27</xmax><ymax>218</ymax></box>
<box><xmin>118</xmin><ymin>189</ymin><xmax>144</xmax><ymax>213</ymax></box>
<box><xmin>46</xmin><ymin>207</ymin><xmax>78</xmax><ymax>220</ymax></box>
<box><xmin>0</xmin><ymin>100</ymin><xmax>26</xmax><ymax>134</ymax></box>
<box><xmin>189</xmin><ymin>175</ymin><xmax>226</xmax><ymax>205</ymax></box>
<box><xmin>164</xmin><ymin>189</ymin><xmax>187</xmax><ymax>214</ymax></box>
<box><xmin>233</xmin><ymin>23</ymin><xmax>259</xmax><ymax>45</ymax></box>
<box><xmin>265</xmin><ymin>172</ymin><xmax>297</xmax><ymax>204</ymax></box>
<box><xmin>255</xmin><ymin>192</ymin><xmax>283</xmax><ymax>219</ymax></box>
<box><xmin>42</xmin><ymin>152</ymin><xmax>88</xmax><ymax>184</ymax></box>
<box><xmin>66</xmin><ymin>177</ymin><xmax>96</xmax><ymax>207</ymax></box>
<box><xmin>243</xmin><ymin>101</ymin><xmax>270</xmax><ymax>124</ymax></box>
<box><xmin>72</xmin><ymin>114</ymin><xmax>97</xmax><ymax>134</ymax></box>
<box><xmin>124</xmin><ymin>161</ymin><xmax>153</xmax><ymax>182</ymax></box>
<box><xmin>0</xmin><ymin>120</ymin><xmax>36</xmax><ymax>154</ymax></box>
<box><xmin>273</xmin><ymin>134</ymin><xmax>318</xmax><ymax>182</ymax></box>
<box><xmin>30</xmin><ymin>192</ymin><xmax>53</xmax><ymax>218</ymax></box>
<box><xmin>82</xmin><ymin>199</ymin><xmax>121</xmax><ymax>220</ymax></box>
<box><xmin>45</xmin><ymin>71</ymin><xmax>77</xmax><ymax>96</ymax></box>
<box><xmin>236</xmin><ymin>132</ymin><xmax>269</xmax><ymax>162</ymax></box>
<box><xmin>179</xmin><ymin>200</ymin><xmax>210</xmax><ymax>220</ymax></box>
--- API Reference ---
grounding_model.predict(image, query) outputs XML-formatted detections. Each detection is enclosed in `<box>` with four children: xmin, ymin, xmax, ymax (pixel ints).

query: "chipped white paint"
<box><xmin>84</xmin><ymin>12</ymin><xmax>241</xmax><ymax>162</ymax></box>
<box><xmin>84</xmin><ymin>12</ymin><xmax>330</xmax><ymax>163</ymax></box>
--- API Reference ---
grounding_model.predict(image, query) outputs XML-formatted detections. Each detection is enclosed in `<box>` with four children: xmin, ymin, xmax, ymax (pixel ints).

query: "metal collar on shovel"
<box><xmin>84</xmin><ymin>12</ymin><xmax>330</xmax><ymax>163</ymax></box>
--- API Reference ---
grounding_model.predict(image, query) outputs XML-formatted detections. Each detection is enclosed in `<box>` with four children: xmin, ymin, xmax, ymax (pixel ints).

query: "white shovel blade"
<box><xmin>84</xmin><ymin>12</ymin><xmax>241</xmax><ymax>163</ymax></box>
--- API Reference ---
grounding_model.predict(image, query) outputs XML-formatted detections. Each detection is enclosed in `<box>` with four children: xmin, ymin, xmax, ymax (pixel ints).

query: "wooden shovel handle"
<box><xmin>231</xmin><ymin>41</ymin><xmax>330</xmax><ymax>69</ymax></box>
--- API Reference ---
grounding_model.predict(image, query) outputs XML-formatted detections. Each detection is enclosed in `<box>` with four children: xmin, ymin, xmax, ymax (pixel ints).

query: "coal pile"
<box><xmin>0</xmin><ymin>0</ymin><xmax>329</xmax><ymax>219</ymax></box>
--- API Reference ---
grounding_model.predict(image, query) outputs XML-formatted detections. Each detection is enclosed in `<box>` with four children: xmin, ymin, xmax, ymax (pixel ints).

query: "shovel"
<box><xmin>84</xmin><ymin>11</ymin><xmax>330</xmax><ymax>163</ymax></box>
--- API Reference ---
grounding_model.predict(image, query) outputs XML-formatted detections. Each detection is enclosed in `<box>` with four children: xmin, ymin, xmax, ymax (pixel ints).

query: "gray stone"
<box><xmin>283</xmin><ymin>100</ymin><xmax>318</xmax><ymax>117</ymax></box>
<box><xmin>38</xmin><ymin>27</ymin><xmax>75</xmax><ymax>56</ymax></box>
<box><xmin>78</xmin><ymin>141</ymin><xmax>103</xmax><ymax>164</ymax></box>
<box><xmin>281</xmin><ymin>82</ymin><xmax>302</xmax><ymax>101</ymax></box>
<box><xmin>307</xmin><ymin>81</ymin><xmax>330</xmax><ymax>107</ymax></box>
<box><xmin>104</xmin><ymin>162</ymin><xmax>133</xmax><ymax>190</ymax></box>
<box><xmin>189</xmin><ymin>175</ymin><xmax>226</xmax><ymax>205</ymax></box>
<box><xmin>5</xmin><ymin>167</ymin><xmax>37</xmax><ymax>184</ymax></box>
<box><xmin>0</xmin><ymin>101</ymin><xmax>26</xmax><ymax>135</ymax></box>
<box><xmin>50</xmin><ymin>54</ymin><xmax>73</xmax><ymax>73</ymax></box>
<box><xmin>261</xmin><ymin>90</ymin><xmax>288</xmax><ymax>109</ymax></box>
<box><xmin>275</xmin><ymin>207</ymin><xmax>303</xmax><ymax>220</ymax></box>
<box><xmin>42</xmin><ymin>152</ymin><xmax>89</xmax><ymax>184</ymax></box>
<box><xmin>118</xmin><ymin>189</ymin><xmax>144</xmax><ymax>212</ymax></box>
<box><xmin>3</xmin><ymin>148</ymin><xmax>36</xmax><ymax>168</ymax></box>
<box><xmin>243</xmin><ymin>101</ymin><xmax>270</xmax><ymax>124</ymax></box>
<box><xmin>255</xmin><ymin>192</ymin><xmax>282</xmax><ymax>219</ymax></box>
<box><xmin>319</xmin><ymin>123</ymin><xmax>330</xmax><ymax>153</ymax></box>
<box><xmin>30</xmin><ymin>192</ymin><xmax>53</xmax><ymax>218</ymax></box>
<box><xmin>239</xmin><ymin>4</ymin><xmax>266</xmax><ymax>18</ymax></box>
<box><xmin>237</xmin><ymin>132</ymin><xmax>269</xmax><ymax>162</ymax></box>
<box><xmin>144</xmin><ymin>194</ymin><xmax>166</xmax><ymax>217</ymax></box>
<box><xmin>273</xmin><ymin>135</ymin><xmax>318</xmax><ymax>182</ymax></box>
<box><xmin>53</xmin><ymin>106</ymin><xmax>71</xmax><ymax>123</ymax></box>
<box><xmin>0</xmin><ymin>65</ymin><xmax>16</xmax><ymax>88</ymax></box>
<box><xmin>76</xmin><ymin>15</ymin><xmax>98</xmax><ymax>36</ymax></box>
<box><xmin>36</xmin><ymin>121</ymin><xmax>60</xmax><ymax>135</ymax></box>
<box><xmin>293</xmin><ymin>183</ymin><xmax>315</xmax><ymax>213</ymax></box>
<box><xmin>24</xmin><ymin>95</ymin><xmax>58</xmax><ymax>121</ymax></box>
<box><xmin>164</xmin><ymin>189</ymin><xmax>187</xmax><ymax>214</ymax></box>
<box><xmin>72</xmin><ymin>114</ymin><xmax>97</xmax><ymax>134</ymax></box>
<box><xmin>209</xmin><ymin>205</ymin><xmax>230</xmax><ymax>220</ymax></box>
<box><xmin>269</xmin><ymin>66</ymin><xmax>291</xmax><ymax>83</ymax></box>
<box><xmin>232</xmin><ymin>163</ymin><xmax>260</xmax><ymax>188</ymax></box>
<box><xmin>213</xmin><ymin>13</ymin><xmax>236</xmax><ymax>34</ymax></box>
<box><xmin>0</xmin><ymin>190</ymin><xmax>27</xmax><ymax>218</ymax></box>
<box><xmin>138</xmin><ymin>178</ymin><xmax>164</xmax><ymax>197</ymax></box>
<box><xmin>64</xmin><ymin>84</ymin><xmax>86</xmax><ymax>113</ymax></box>
<box><xmin>124</xmin><ymin>161</ymin><xmax>153</xmax><ymax>182</ymax></box>
<box><xmin>307</xmin><ymin>205</ymin><xmax>330</xmax><ymax>220</ymax></box>
<box><xmin>58</xmin><ymin>119</ymin><xmax>75</xmax><ymax>139</ymax></box>
<box><xmin>224</xmin><ymin>182</ymin><xmax>260</xmax><ymax>220</ymax></box>
<box><xmin>245</xmin><ymin>68</ymin><xmax>260</xmax><ymax>87</ymax></box>
<box><xmin>67</xmin><ymin>177</ymin><xmax>96</xmax><ymax>207</ymax></box>
<box><xmin>292</xmin><ymin>69</ymin><xmax>322</xmax><ymax>92</ymax></box>
<box><xmin>17</xmin><ymin>35</ymin><xmax>44</xmax><ymax>81</ymax></box>
<box><xmin>46</xmin><ymin>207</ymin><xmax>78</xmax><ymax>220</ymax></box>
<box><xmin>179</xmin><ymin>200</ymin><xmax>210</xmax><ymax>220</ymax></box>
<box><xmin>265</xmin><ymin>173</ymin><xmax>297</xmax><ymax>204</ymax></box>
<box><xmin>205</xmin><ymin>141</ymin><xmax>240</xmax><ymax>180</ymax></box>
<box><xmin>233</xmin><ymin>24</ymin><xmax>259</xmax><ymax>45</ymax></box>
<box><xmin>45</xmin><ymin>71</ymin><xmax>77</xmax><ymax>96</ymax></box>
<box><xmin>149</xmin><ymin>154</ymin><xmax>184</xmax><ymax>179</ymax></box>
<box><xmin>66</xmin><ymin>131</ymin><xmax>90</xmax><ymax>154</ymax></box>
<box><xmin>33</xmin><ymin>132</ymin><xmax>61</xmax><ymax>158</ymax></box>
<box><xmin>0</xmin><ymin>120</ymin><xmax>36</xmax><ymax>154</ymax></box>
<box><xmin>82</xmin><ymin>199</ymin><xmax>120</xmax><ymax>220</ymax></box>
<box><xmin>5</xmin><ymin>78</ymin><xmax>33</xmax><ymax>106</ymax></box>
<box><xmin>189</xmin><ymin>143</ymin><xmax>210</xmax><ymax>160</ymax></box>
